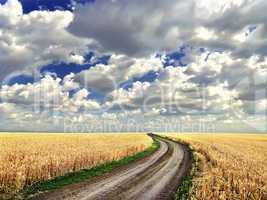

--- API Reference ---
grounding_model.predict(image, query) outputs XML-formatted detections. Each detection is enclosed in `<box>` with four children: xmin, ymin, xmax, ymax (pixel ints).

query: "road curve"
<box><xmin>32</xmin><ymin>135</ymin><xmax>192</xmax><ymax>200</ymax></box>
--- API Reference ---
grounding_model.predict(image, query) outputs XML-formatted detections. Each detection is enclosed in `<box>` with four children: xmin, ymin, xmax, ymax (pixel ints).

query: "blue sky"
<box><xmin>0</xmin><ymin>0</ymin><xmax>266</xmax><ymax>132</ymax></box>
<box><xmin>0</xmin><ymin>0</ymin><xmax>94</xmax><ymax>12</ymax></box>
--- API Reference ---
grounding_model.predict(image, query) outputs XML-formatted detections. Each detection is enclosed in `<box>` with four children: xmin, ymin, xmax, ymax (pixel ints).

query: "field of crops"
<box><xmin>166</xmin><ymin>133</ymin><xmax>267</xmax><ymax>200</ymax></box>
<box><xmin>0</xmin><ymin>133</ymin><xmax>152</xmax><ymax>193</ymax></box>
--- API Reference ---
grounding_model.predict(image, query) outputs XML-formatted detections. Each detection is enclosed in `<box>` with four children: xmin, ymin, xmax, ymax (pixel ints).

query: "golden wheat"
<box><xmin>0</xmin><ymin>133</ymin><xmax>152</xmax><ymax>192</ymax></box>
<box><xmin>165</xmin><ymin>133</ymin><xmax>267</xmax><ymax>200</ymax></box>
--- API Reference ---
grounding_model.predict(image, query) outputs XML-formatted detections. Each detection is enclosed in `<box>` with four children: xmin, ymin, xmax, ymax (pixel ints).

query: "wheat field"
<box><xmin>0</xmin><ymin>133</ymin><xmax>152</xmax><ymax>193</ymax></box>
<box><xmin>166</xmin><ymin>133</ymin><xmax>267</xmax><ymax>200</ymax></box>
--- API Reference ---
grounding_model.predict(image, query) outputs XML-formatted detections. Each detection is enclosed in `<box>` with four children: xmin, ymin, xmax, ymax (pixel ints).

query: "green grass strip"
<box><xmin>176</xmin><ymin>174</ymin><xmax>194</xmax><ymax>200</ymax></box>
<box><xmin>23</xmin><ymin>139</ymin><xmax>159</xmax><ymax>198</ymax></box>
<box><xmin>175</xmin><ymin>145</ymin><xmax>199</xmax><ymax>200</ymax></box>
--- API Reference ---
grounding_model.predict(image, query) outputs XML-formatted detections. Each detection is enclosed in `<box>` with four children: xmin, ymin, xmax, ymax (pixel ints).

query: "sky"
<box><xmin>0</xmin><ymin>0</ymin><xmax>266</xmax><ymax>132</ymax></box>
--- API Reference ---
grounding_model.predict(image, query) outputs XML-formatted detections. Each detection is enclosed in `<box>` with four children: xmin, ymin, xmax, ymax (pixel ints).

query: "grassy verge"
<box><xmin>175</xmin><ymin>145</ymin><xmax>200</xmax><ymax>200</ymax></box>
<box><xmin>23</xmin><ymin>138</ymin><xmax>159</xmax><ymax>199</ymax></box>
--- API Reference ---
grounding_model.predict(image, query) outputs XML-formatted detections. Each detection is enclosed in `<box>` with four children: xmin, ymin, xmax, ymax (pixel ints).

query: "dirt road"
<box><xmin>32</xmin><ymin>135</ymin><xmax>192</xmax><ymax>200</ymax></box>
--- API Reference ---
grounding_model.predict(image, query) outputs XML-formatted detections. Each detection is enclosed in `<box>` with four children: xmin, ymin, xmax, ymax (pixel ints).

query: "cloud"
<box><xmin>0</xmin><ymin>74</ymin><xmax>101</xmax><ymax>113</ymax></box>
<box><xmin>0</xmin><ymin>72</ymin><xmax>107</xmax><ymax>130</ymax></box>
<box><xmin>75</xmin><ymin>54</ymin><xmax>163</xmax><ymax>93</ymax></box>
<box><xmin>68</xmin><ymin>0</ymin><xmax>267</xmax><ymax>59</ymax></box>
<box><xmin>69</xmin><ymin>0</ymin><xmax>194</xmax><ymax>56</ymax></box>
<box><xmin>0</xmin><ymin>0</ymin><xmax>267</xmax><ymax>132</ymax></box>
<box><xmin>0</xmin><ymin>0</ymin><xmax>90</xmax><ymax>82</ymax></box>
<box><xmin>104</xmin><ymin>51</ymin><xmax>266</xmax><ymax>121</ymax></box>
<box><xmin>197</xmin><ymin>0</ymin><xmax>267</xmax><ymax>58</ymax></box>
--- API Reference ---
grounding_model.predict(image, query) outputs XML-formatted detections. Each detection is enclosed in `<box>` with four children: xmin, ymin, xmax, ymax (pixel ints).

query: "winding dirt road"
<box><xmin>32</xmin><ymin>135</ymin><xmax>192</xmax><ymax>200</ymax></box>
